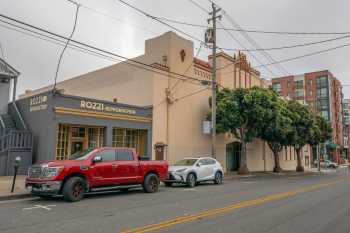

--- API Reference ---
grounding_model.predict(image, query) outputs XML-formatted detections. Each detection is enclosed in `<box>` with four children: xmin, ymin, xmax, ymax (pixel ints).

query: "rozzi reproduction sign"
<box><xmin>29</xmin><ymin>95</ymin><xmax>48</xmax><ymax>112</ymax></box>
<box><xmin>80</xmin><ymin>100</ymin><xmax>136</xmax><ymax>115</ymax></box>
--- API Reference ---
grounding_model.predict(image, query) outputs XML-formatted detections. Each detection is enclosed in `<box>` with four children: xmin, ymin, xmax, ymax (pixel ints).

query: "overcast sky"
<box><xmin>1</xmin><ymin>0</ymin><xmax>350</xmax><ymax>97</ymax></box>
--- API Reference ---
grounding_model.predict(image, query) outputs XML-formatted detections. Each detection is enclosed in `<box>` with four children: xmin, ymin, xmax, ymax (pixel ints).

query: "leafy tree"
<box><xmin>308</xmin><ymin>114</ymin><xmax>332</xmax><ymax>162</ymax></box>
<box><xmin>258</xmin><ymin>97</ymin><xmax>295</xmax><ymax>173</ymax></box>
<box><xmin>214</xmin><ymin>87</ymin><xmax>278</xmax><ymax>174</ymax></box>
<box><xmin>315</xmin><ymin>115</ymin><xmax>333</xmax><ymax>143</ymax></box>
<box><xmin>286</xmin><ymin>101</ymin><xmax>314</xmax><ymax>172</ymax></box>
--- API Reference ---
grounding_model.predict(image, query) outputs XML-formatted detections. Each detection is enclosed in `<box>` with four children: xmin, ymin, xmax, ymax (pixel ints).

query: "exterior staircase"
<box><xmin>0</xmin><ymin>104</ymin><xmax>33</xmax><ymax>176</ymax></box>
<box><xmin>0</xmin><ymin>114</ymin><xmax>16</xmax><ymax>133</ymax></box>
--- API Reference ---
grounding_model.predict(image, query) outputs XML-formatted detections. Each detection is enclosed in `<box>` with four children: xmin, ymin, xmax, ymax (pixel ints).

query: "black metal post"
<box><xmin>11</xmin><ymin>156</ymin><xmax>21</xmax><ymax>193</ymax></box>
<box><xmin>11</xmin><ymin>165</ymin><xmax>18</xmax><ymax>193</ymax></box>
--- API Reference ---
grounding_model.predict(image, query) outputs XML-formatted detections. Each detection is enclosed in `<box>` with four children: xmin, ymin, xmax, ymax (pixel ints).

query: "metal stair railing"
<box><xmin>0</xmin><ymin>130</ymin><xmax>33</xmax><ymax>154</ymax></box>
<box><xmin>11</xmin><ymin>102</ymin><xmax>27</xmax><ymax>130</ymax></box>
<box><xmin>0</xmin><ymin>115</ymin><xmax>5</xmax><ymax>129</ymax></box>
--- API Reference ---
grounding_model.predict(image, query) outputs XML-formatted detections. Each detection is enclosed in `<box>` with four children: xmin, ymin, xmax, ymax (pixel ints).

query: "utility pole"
<box><xmin>207</xmin><ymin>3</ymin><xmax>221</xmax><ymax>158</ymax></box>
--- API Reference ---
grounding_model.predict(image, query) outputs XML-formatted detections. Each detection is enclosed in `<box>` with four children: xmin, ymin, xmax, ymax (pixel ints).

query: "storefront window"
<box><xmin>112</xmin><ymin>128</ymin><xmax>148</xmax><ymax>156</ymax></box>
<box><xmin>88</xmin><ymin>128</ymin><xmax>105</xmax><ymax>149</ymax></box>
<box><xmin>56</xmin><ymin>124</ymin><xmax>105</xmax><ymax>160</ymax></box>
<box><xmin>56</xmin><ymin>124</ymin><xmax>69</xmax><ymax>160</ymax></box>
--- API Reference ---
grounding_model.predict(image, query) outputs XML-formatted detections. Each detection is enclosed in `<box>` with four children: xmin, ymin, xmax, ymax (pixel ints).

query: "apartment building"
<box><xmin>272</xmin><ymin>71</ymin><xmax>343</xmax><ymax>163</ymax></box>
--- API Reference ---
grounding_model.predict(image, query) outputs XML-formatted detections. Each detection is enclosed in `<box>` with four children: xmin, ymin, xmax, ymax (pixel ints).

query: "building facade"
<box><xmin>342</xmin><ymin>99</ymin><xmax>350</xmax><ymax>162</ymax></box>
<box><xmin>272</xmin><ymin>71</ymin><xmax>343</xmax><ymax>163</ymax></box>
<box><xmin>19</xmin><ymin>31</ymin><xmax>310</xmax><ymax>172</ymax></box>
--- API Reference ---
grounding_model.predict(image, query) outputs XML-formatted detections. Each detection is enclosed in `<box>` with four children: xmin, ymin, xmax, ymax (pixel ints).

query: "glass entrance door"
<box><xmin>71</xmin><ymin>141</ymin><xmax>84</xmax><ymax>155</ymax></box>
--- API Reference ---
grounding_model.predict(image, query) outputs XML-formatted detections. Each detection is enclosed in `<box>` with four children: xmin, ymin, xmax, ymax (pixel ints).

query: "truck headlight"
<box><xmin>42</xmin><ymin>166</ymin><xmax>64</xmax><ymax>178</ymax></box>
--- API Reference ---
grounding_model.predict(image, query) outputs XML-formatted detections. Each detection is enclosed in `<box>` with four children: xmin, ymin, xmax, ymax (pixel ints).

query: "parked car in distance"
<box><xmin>25</xmin><ymin>147</ymin><xmax>168</xmax><ymax>202</ymax></box>
<box><xmin>165</xmin><ymin>157</ymin><xmax>224</xmax><ymax>188</ymax></box>
<box><xmin>313</xmin><ymin>159</ymin><xmax>338</xmax><ymax>168</ymax></box>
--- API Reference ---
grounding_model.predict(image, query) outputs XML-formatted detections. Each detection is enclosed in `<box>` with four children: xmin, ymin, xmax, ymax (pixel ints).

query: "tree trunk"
<box><xmin>273</xmin><ymin>150</ymin><xmax>282</xmax><ymax>173</ymax></box>
<box><xmin>296</xmin><ymin>147</ymin><xmax>304</xmax><ymax>172</ymax></box>
<box><xmin>238</xmin><ymin>129</ymin><xmax>250</xmax><ymax>175</ymax></box>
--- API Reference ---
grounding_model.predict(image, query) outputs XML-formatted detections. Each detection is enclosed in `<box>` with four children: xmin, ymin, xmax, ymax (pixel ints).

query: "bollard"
<box><xmin>11</xmin><ymin>156</ymin><xmax>21</xmax><ymax>193</ymax></box>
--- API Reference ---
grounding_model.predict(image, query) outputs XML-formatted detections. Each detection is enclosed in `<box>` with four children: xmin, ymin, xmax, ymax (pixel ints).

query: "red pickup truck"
<box><xmin>25</xmin><ymin>147</ymin><xmax>168</xmax><ymax>202</ymax></box>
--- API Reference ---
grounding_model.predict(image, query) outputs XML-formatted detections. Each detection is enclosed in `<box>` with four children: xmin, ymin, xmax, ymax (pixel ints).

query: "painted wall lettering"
<box><xmin>29</xmin><ymin>95</ymin><xmax>48</xmax><ymax>112</ymax></box>
<box><xmin>80</xmin><ymin>100</ymin><xmax>136</xmax><ymax>115</ymax></box>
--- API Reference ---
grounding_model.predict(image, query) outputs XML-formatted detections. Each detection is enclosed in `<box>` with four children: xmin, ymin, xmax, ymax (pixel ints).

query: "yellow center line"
<box><xmin>120</xmin><ymin>179</ymin><xmax>345</xmax><ymax>233</ymax></box>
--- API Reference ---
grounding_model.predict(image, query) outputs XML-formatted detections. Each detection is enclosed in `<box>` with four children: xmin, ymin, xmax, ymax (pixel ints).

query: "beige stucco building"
<box><xmin>21</xmin><ymin>31</ymin><xmax>311</xmax><ymax>172</ymax></box>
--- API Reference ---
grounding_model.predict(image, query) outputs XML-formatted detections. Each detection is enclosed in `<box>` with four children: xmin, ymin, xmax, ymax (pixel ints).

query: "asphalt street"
<box><xmin>0</xmin><ymin>168</ymin><xmax>349</xmax><ymax>233</ymax></box>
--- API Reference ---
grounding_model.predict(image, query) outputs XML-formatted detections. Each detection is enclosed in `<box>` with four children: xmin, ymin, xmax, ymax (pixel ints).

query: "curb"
<box><xmin>224</xmin><ymin>171</ymin><xmax>318</xmax><ymax>180</ymax></box>
<box><xmin>0</xmin><ymin>193</ymin><xmax>32</xmax><ymax>202</ymax></box>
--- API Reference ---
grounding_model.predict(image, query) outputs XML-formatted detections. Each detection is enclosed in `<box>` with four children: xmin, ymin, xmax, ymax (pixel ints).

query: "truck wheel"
<box><xmin>62</xmin><ymin>177</ymin><xmax>86</xmax><ymax>202</ymax></box>
<box><xmin>164</xmin><ymin>182</ymin><xmax>173</xmax><ymax>187</ymax></box>
<box><xmin>143</xmin><ymin>173</ymin><xmax>159</xmax><ymax>193</ymax></box>
<box><xmin>186</xmin><ymin>173</ymin><xmax>196</xmax><ymax>188</ymax></box>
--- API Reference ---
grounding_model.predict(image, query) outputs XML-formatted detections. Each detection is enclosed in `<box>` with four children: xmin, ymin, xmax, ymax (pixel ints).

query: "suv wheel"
<box><xmin>143</xmin><ymin>173</ymin><xmax>159</xmax><ymax>193</ymax></box>
<box><xmin>62</xmin><ymin>177</ymin><xmax>86</xmax><ymax>202</ymax></box>
<box><xmin>214</xmin><ymin>172</ymin><xmax>223</xmax><ymax>185</ymax></box>
<box><xmin>186</xmin><ymin>173</ymin><xmax>196</xmax><ymax>188</ymax></box>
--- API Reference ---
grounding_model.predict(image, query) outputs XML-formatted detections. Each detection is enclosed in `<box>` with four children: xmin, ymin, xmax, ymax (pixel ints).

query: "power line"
<box><xmin>174</xmin><ymin>86</ymin><xmax>210</xmax><ymax>102</ymax></box>
<box><xmin>115</xmin><ymin>0</ymin><xmax>207</xmax><ymax>45</ymax></box>
<box><xmin>78</xmin><ymin>2</ymin><xmax>158</xmax><ymax>35</ymax></box>
<box><xmin>157</xmin><ymin>17</ymin><xmax>350</xmax><ymax>35</ymax></box>
<box><xmin>253</xmin><ymin>42</ymin><xmax>350</xmax><ymax>68</ymax></box>
<box><xmin>186</xmin><ymin>0</ymin><xmax>210</xmax><ymax>13</ymax></box>
<box><xmin>219</xmin><ymin>20</ymin><xmax>278</xmax><ymax>77</ymax></box>
<box><xmin>186</xmin><ymin>0</ymin><xmax>278</xmax><ymax>77</ymax></box>
<box><xmin>53</xmin><ymin>0</ymin><xmax>80</xmax><ymax>91</ymax></box>
<box><xmin>223</xmin><ymin>35</ymin><xmax>350</xmax><ymax>52</ymax></box>
<box><xmin>158</xmin><ymin>16</ymin><xmax>350</xmax><ymax>52</ymax></box>
<box><xmin>0</xmin><ymin>13</ymin><xmax>210</xmax><ymax>87</ymax></box>
<box><xmin>170</xmin><ymin>42</ymin><xmax>204</xmax><ymax>92</ymax></box>
<box><xmin>0</xmin><ymin>21</ymin><xmax>124</xmax><ymax>63</ymax></box>
<box><xmin>220</xmin><ymin>5</ymin><xmax>290</xmax><ymax>76</ymax></box>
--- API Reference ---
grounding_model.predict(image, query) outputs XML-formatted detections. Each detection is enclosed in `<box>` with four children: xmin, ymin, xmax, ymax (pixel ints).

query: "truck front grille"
<box><xmin>28</xmin><ymin>165</ymin><xmax>42</xmax><ymax>178</ymax></box>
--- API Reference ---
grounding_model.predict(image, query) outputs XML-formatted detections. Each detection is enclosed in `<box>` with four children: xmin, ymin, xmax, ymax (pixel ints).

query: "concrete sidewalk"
<box><xmin>0</xmin><ymin>176</ymin><xmax>30</xmax><ymax>200</ymax></box>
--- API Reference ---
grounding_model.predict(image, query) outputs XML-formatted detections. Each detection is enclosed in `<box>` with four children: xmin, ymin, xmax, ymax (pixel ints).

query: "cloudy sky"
<box><xmin>1</xmin><ymin>0</ymin><xmax>350</xmax><ymax>97</ymax></box>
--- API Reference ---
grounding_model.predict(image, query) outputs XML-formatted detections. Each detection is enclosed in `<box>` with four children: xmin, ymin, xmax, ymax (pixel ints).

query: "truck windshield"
<box><xmin>71</xmin><ymin>148</ymin><xmax>96</xmax><ymax>160</ymax></box>
<box><xmin>174</xmin><ymin>159</ymin><xmax>198</xmax><ymax>166</ymax></box>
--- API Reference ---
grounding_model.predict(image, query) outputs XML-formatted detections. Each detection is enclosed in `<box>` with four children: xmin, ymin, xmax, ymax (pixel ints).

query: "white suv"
<box><xmin>165</xmin><ymin>157</ymin><xmax>224</xmax><ymax>187</ymax></box>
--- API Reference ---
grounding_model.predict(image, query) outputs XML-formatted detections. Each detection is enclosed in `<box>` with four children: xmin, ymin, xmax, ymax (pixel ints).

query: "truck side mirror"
<box><xmin>93</xmin><ymin>156</ymin><xmax>102</xmax><ymax>163</ymax></box>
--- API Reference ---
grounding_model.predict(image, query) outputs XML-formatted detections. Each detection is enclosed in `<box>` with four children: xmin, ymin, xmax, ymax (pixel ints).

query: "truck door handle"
<box><xmin>112</xmin><ymin>164</ymin><xmax>118</xmax><ymax>168</ymax></box>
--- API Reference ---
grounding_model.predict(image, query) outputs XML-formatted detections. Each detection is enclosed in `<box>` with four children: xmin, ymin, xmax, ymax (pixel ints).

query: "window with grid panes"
<box><xmin>88</xmin><ymin>128</ymin><xmax>105</xmax><ymax>149</ymax></box>
<box><xmin>112</xmin><ymin>128</ymin><xmax>147</xmax><ymax>156</ymax></box>
<box><xmin>56</xmin><ymin>124</ymin><xmax>69</xmax><ymax>160</ymax></box>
